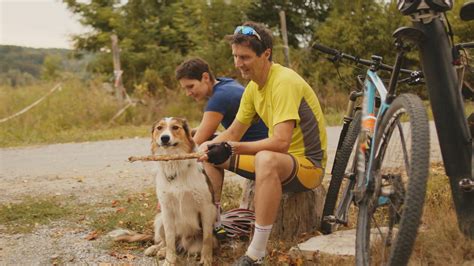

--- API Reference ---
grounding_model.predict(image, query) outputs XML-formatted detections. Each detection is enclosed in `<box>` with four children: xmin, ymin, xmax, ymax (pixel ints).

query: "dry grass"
<box><xmin>0</xmin><ymin>79</ymin><xmax>203</xmax><ymax>148</ymax></box>
<box><xmin>409</xmin><ymin>164</ymin><xmax>474</xmax><ymax>265</ymax></box>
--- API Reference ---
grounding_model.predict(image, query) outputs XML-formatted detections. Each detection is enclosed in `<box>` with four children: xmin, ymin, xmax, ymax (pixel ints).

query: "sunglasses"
<box><xmin>233</xmin><ymin>26</ymin><xmax>262</xmax><ymax>41</ymax></box>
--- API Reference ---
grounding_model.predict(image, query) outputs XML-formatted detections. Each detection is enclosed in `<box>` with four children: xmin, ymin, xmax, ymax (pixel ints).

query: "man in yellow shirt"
<box><xmin>199</xmin><ymin>21</ymin><xmax>327</xmax><ymax>265</ymax></box>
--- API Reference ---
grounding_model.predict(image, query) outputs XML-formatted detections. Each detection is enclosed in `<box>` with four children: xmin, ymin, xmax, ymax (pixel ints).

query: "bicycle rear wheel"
<box><xmin>321</xmin><ymin>111</ymin><xmax>361</xmax><ymax>234</ymax></box>
<box><xmin>356</xmin><ymin>94</ymin><xmax>429</xmax><ymax>265</ymax></box>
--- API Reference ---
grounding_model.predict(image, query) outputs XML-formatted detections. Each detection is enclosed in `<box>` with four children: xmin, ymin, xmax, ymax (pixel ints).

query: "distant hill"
<box><xmin>0</xmin><ymin>45</ymin><xmax>93</xmax><ymax>86</ymax></box>
<box><xmin>0</xmin><ymin>45</ymin><xmax>72</xmax><ymax>77</ymax></box>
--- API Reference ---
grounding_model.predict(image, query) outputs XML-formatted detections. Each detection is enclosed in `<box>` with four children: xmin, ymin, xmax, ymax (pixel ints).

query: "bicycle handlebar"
<box><xmin>313</xmin><ymin>43</ymin><xmax>419</xmax><ymax>75</ymax></box>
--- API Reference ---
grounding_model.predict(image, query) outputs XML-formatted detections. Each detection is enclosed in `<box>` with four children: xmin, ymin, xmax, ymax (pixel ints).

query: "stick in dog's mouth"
<box><xmin>128</xmin><ymin>152</ymin><xmax>204</xmax><ymax>162</ymax></box>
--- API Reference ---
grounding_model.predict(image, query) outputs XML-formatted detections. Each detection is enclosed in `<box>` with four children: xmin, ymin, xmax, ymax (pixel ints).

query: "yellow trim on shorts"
<box><xmin>229</xmin><ymin>154</ymin><xmax>324</xmax><ymax>191</ymax></box>
<box><xmin>289</xmin><ymin>155</ymin><xmax>324</xmax><ymax>189</ymax></box>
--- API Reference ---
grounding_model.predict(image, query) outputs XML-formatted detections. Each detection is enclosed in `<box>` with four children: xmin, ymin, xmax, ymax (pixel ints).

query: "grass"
<box><xmin>409</xmin><ymin>164</ymin><xmax>474</xmax><ymax>265</ymax></box>
<box><xmin>0</xmin><ymin>196</ymin><xmax>77</xmax><ymax>234</ymax></box>
<box><xmin>0</xmin><ymin>79</ymin><xmax>203</xmax><ymax>148</ymax></box>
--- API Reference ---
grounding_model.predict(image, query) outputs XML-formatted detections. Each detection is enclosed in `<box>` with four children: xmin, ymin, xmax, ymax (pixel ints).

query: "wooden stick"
<box><xmin>128</xmin><ymin>152</ymin><xmax>204</xmax><ymax>162</ymax></box>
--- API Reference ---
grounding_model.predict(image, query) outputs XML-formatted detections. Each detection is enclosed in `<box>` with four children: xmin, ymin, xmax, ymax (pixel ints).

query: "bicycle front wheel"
<box><xmin>356</xmin><ymin>94</ymin><xmax>430</xmax><ymax>266</ymax></box>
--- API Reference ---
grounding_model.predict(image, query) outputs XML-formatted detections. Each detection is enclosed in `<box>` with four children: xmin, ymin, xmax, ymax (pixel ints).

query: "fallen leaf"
<box><xmin>116</xmin><ymin>207</ymin><xmax>126</xmax><ymax>213</ymax></box>
<box><xmin>277</xmin><ymin>254</ymin><xmax>290</xmax><ymax>264</ymax></box>
<box><xmin>294</xmin><ymin>257</ymin><xmax>303</xmax><ymax>266</ymax></box>
<box><xmin>85</xmin><ymin>230</ymin><xmax>99</xmax><ymax>240</ymax></box>
<box><xmin>111</xmin><ymin>200</ymin><xmax>120</xmax><ymax>207</ymax></box>
<box><xmin>124</xmin><ymin>253</ymin><xmax>135</xmax><ymax>260</ymax></box>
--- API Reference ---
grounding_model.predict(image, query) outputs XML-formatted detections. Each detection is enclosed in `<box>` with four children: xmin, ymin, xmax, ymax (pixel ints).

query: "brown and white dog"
<box><xmin>145</xmin><ymin>117</ymin><xmax>217</xmax><ymax>265</ymax></box>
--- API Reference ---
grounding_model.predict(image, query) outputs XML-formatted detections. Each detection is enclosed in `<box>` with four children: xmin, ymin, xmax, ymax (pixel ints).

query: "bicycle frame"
<box><xmin>400</xmin><ymin>2</ymin><xmax>474</xmax><ymax>238</ymax></box>
<box><xmin>356</xmin><ymin>69</ymin><xmax>391</xmax><ymax>194</ymax></box>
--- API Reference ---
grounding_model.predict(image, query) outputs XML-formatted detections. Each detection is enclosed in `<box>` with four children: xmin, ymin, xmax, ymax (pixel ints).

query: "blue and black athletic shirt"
<box><xmin>205</xmin><ymin>78</ymin><xmax>268</xmax><ymax>141</ymax></box>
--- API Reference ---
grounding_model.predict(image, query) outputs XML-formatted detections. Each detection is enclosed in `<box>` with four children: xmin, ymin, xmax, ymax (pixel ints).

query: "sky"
<box><xmin>0</xmin><ymin>0</ymin><xmax>89</xmax><ymax>49</ymax></box>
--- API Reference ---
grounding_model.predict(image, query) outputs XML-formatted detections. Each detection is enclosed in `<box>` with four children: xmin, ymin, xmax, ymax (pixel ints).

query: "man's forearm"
<box><xmin>210</xmin><ymin>129</ymin><xmax>240</xmax><ymax>143</ymax></box>
<box><xmin>230</xmin><ymin>136</ymin><xmax>290</xmax><ymax>155</ymax></box>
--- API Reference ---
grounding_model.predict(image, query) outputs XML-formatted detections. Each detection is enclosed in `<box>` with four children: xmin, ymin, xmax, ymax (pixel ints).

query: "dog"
<box><xmin>146</xmin><ymin>117</ymin><xmax>217</xmax><ymax>265</ymax></box>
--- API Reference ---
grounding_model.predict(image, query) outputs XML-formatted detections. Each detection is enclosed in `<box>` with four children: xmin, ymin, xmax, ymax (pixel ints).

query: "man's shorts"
<box><xmin>228</xmin><ymin>154</ymin><xmax>324</xmax><ymax>193</ymax></box>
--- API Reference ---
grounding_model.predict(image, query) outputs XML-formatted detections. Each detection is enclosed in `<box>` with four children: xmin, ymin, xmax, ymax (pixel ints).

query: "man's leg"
<box><xmin>240</xmin><ymin>151</ymin><xmax>294</xmax><ymax>264</ymax></box>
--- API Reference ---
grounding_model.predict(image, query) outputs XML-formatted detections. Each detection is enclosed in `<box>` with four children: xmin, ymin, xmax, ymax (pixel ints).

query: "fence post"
<box><xmin>110</xmin><ymin>34</ymin><xmax>128</xmax><ymax>102</ymax></box>
<box><xmin>279</xmin><ymin>10</ymin><xmax>291</xmax><ymax>67</ymax></box>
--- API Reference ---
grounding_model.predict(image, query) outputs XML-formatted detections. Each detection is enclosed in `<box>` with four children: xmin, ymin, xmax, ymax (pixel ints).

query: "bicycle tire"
<box><xmin>356</xmin><ymin>94</ymin><xmax>429</xmax><ymax>266</ymax></box>
<box><xmin>321</xmin><ymin>110</ymin><xmax>361</xmax><ymax>234</ymax></box>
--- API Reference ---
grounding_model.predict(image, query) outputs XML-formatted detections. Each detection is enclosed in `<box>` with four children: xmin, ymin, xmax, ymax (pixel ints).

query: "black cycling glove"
<box><xmin>207</xmin><ymin>142</ymin><xmax>233</xmax><ymax>165</ymax></box>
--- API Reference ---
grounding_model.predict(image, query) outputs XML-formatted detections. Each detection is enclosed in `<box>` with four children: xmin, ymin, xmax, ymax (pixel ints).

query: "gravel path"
<box><xmin>0</xmin><ymin>124</ymin><xmax>441</xmax><ymax>264</ymax></box>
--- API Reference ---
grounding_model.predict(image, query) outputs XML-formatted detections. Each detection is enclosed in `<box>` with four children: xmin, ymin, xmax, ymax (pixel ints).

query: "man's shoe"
<box><xmin>233</xmin><ymin>255</ymin><xmax>263</xmax><ymax>266</ymax></box>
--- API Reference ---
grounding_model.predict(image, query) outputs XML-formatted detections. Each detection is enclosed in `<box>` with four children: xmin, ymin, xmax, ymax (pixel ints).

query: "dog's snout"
<box><xmin>160</xmin><ymin>135</ymin><xmax>170</xmax><ymax>144</ymax></box>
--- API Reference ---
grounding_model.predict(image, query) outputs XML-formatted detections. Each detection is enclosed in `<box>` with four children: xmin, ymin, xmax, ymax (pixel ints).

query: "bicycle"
<box><xmin>397</xmin><ymin>0</ymin><xmax>474</xmax><ymax>241</ymax></box>
<box><xmin>315</xmin><ymin>29</ymin><xmax>430</xmax><ymax>264</ymax></box>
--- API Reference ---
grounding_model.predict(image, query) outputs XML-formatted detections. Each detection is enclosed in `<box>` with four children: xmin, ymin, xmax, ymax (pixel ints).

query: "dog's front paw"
<box><xmin>157</xmin><ymin>247</ymin><xmax>166</xmax><ymax>259</ymax></box>
<box><xmin>163</xmin><ymin>260</ymin><xmax>176</xmax><ymax>266</ymax></box>
<box><xmin>200</xmin><ymin>256</ymin><xmax>212</xmax><ymax>266</ymax></box>
<box><xmin>144</xmin><ymin>245</ymin><xmax>159</xmax><ymax>256</ymax></box>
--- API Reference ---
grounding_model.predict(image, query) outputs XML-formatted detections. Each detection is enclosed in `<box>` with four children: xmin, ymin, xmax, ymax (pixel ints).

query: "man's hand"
<box><xmin>206</xmin><ymin>142</ymin><xmax>233</xmax><ymax>165</ymax></box>
<box><xmin>197</xmin><ymin>141</ymin><xmax>211</xmax><ymax>162</ymax></box>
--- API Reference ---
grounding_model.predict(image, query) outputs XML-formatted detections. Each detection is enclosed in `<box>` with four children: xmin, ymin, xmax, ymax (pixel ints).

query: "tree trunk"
<box><xmin>239</xmin><ymin>179</ymin><xmax>326</xmax><ymax>241</ymax></box>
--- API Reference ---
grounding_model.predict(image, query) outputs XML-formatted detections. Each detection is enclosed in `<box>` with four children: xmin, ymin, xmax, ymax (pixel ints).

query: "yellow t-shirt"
<box><xmin>236</xmin><ymin>63</ymin><xmax>327</xmax><ymax>168</ymax></box>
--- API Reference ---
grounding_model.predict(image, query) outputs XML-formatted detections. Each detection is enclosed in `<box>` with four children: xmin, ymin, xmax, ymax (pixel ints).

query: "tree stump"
<box><xmin>239</xmin><ymin>179</ymin><xmax>326</xmax><ymax>241</ymax></box>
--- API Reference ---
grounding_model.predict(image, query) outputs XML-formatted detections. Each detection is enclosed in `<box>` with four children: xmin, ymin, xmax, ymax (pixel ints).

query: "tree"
<box><xmin>245</xmin><ymin>0</ymin><xmax>331</xmax><ymax>47</ymax></box>
<box><xmin>41</xmin><ymin>55</ymin><xmax>62</xmax><ymax>80</ymax></box>
<box><xmin>63</xmin><ymin>0</ymin><xmax>250</xmax><ymax>93</ymax></box>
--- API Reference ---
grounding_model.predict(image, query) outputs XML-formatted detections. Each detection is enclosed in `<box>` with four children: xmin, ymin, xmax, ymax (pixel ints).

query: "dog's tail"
<box><xmin>108</xmin><ymin>228</ymin><xmax>153</xmax><ymax>242</ymax></box>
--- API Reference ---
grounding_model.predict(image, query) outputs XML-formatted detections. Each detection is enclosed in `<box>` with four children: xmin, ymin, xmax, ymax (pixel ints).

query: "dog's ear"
<box><xmin>181</xmin><ymin>119</ymin><xmax>192</xmax><ymax>138</ymax></box>
<box><xmin>151</xmin><ymin>120</ymin><xmax>159</xmax><ymax>155</ymax></box>
<box><xmin>176</xmin><ymin>117</ymin><xmax>196</xmax><ymax>149</ymax></box>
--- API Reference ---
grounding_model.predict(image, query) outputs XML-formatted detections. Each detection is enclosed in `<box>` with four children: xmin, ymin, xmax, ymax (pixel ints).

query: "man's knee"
<box><xmin>254</xmin><ymin>151</ymin><xmax>279</xmax><ymax>170</ymax></box>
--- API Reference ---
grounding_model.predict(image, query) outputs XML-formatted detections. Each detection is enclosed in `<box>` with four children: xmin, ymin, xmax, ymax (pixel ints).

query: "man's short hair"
<box><xmin>175</xmin><ymin>58</ymin><xmax>215</xmax><ymax>81</ymax></box>
<box><xmin>226</xmin><ymin>21</ymin><xmax>273</xmax><ymax>61</ymax></box>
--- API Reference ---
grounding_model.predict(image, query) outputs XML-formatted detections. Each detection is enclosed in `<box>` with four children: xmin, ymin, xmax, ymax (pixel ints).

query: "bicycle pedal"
<box><xmin>459</xmin><ymin>178</ymin><xmax>474</xmax><ymax>192</ymax></box>
<box><xmin>323</xmin><ymin>215</ymin><xmax>337</xmax><ymax>224</ymax></box>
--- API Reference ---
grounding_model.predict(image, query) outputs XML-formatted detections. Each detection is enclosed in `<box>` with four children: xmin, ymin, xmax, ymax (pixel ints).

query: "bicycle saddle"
<box><xmin>460</xmin><ymin>1</ymin><xmax>474</xmax><ymax>21</ymax></box>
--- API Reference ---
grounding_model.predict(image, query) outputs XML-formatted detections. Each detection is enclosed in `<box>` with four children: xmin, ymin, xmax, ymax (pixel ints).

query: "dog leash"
<box><xmin>128</xmin><ymin>152</ymin><xmax>204</xmax><ymax>162</ymax></box>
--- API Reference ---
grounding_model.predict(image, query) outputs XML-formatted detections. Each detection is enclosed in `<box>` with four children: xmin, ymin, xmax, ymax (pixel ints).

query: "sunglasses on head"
<box><xmin>234</xmin><ymin>26</ymin><xmax>262</xmax><ymax>41</ymax></box>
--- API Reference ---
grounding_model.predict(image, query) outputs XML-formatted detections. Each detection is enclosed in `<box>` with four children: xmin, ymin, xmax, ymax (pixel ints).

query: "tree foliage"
<box><xmin>61</xmin><ymin>0</ymin><xmax>473</xmax><ymax>103</ymax></box>
<box><xmin>245</xmin><ymin>0</ymin><xmax>331</xmax><ymax>47</ymax></box>
<box><xmin>63</xmin><ymin>0</ymin><xmax>252</xmax><ymax>93</ymax></box>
